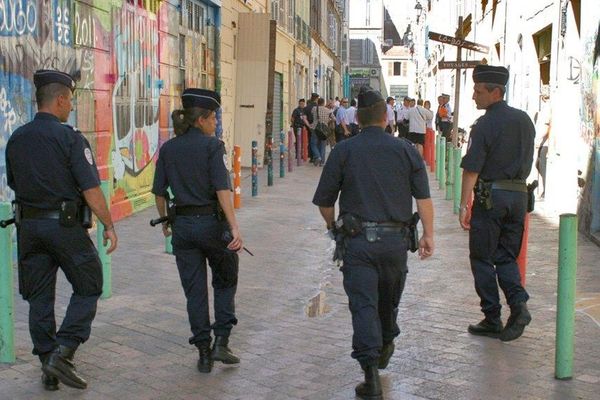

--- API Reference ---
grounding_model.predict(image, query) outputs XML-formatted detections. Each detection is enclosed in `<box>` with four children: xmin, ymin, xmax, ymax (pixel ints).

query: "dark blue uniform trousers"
<box><xmin>469</xmin><ymin>190</ymin><xmax>530</xmax><ymax>319</ymax></box>
<box><xmin>341</xmin><ymin>231</ymin><xmax>408</xmax><ymax>367</ymax></box>
<box><xmin>172</xmin><ymin>215</ymin><xmax>238</xmax><ymax>347</ymax></box>
<box><xmin>17</xmin><ymin>220</ymin><xmax>103</xmax><ymax>356</ymax></box>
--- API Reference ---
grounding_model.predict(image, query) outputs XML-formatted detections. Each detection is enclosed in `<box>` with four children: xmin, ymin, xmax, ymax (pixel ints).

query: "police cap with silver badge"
<box><xmin>181</xmin><ymin>88</ymin><xmax>221</xmax><ymax>111</ymax></box>
<box><xmin>472</xmin><ymin>65</ymin><xmax>509</xmax><ymax>86</ymax></box>
<box><xmin>33</xmin><ymin>69</ymin><xmax>76</xmax><ymax>91</ymax></box>
<box><xmin>357</xmin><ymin>86</ymin><xmax>385</xmax><ymax>109</ymax></box>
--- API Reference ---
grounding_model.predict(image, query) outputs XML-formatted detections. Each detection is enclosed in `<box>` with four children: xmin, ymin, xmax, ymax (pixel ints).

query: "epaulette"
<box><xmin>63</xmin><ymin>123</ymin><xmax>83</xmax><ymax>134</ymax></box>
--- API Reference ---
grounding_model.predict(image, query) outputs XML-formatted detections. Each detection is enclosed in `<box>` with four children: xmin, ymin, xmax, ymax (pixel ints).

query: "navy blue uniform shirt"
<box><xmin>312</xmin><ymin>126</ymin><xmax>430</xmax><ymax>223</ymax></box>
<box><xmin>461</xmin><ymin>101</ymin><xmax>535</xmax><ymax>181</ymax></box>
<box><xmin>6</xmin><ymin>112</ymin><xmax>100</xmax><ymax>209</ymax></box>
<box><xmin>152</xmin><ymin>128</ymin><xmax>230</xmax><ymax>206</ymax></box>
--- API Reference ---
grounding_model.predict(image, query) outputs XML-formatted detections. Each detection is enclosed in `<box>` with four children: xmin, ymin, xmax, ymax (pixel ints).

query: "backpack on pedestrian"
<box><xmin>313</xmin><ymin>106</ymin><xmax>331</xmax><ymax>140</ymax></box>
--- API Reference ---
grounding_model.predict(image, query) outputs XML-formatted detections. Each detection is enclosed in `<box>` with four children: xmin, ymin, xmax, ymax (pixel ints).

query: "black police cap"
<box><xmin>33</xmin><ymin>70</ymin><xmax>76</xmax><ymax>91</ymax></box>
<box><xmin>357</xmin><ymin>87</ymin><xmax>384</xmax><ymax>109</ymax></box>
<box><xmin>472</xmin><ymin>65</ymin><xmax>509</xmax><ymax>86</ymax></box>
<box><xmin>181</xmin><ymin>88</ymin><xmax>221</xmax><ymax>111</ymax></box>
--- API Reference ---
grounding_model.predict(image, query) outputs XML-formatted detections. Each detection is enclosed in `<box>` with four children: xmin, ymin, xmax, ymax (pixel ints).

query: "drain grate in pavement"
<box><xmin>306</xmin><ymin>291</ymin><xmax>331</xmax><ymax>317</ymax></box>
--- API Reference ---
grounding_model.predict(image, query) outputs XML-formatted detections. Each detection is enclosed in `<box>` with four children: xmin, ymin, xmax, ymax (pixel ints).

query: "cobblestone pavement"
<box><xmin>1</xmin><ymin>161</ymin><xmax>599</xmax><ymax>400</ymax></box>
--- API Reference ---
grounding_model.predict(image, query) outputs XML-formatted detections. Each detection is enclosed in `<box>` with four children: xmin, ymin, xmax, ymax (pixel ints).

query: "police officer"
<box><xmin>459</xmin><ymin>65</ymin><xmax>535</xmax><ymax>342</ymax></box>
<box><xmin>5</xmin><ymin>70</ymin><xmax>117</xmax><ymax>390</ymax></box>
<box><xmin>152</xmin><ymin>88</ymin><xmax>243</xmax><ymax>374</ymax></box>
<box><xmin>313</xmin><ymin>87</ymin><xmax>434</xmax><ymax>400</ymax></box>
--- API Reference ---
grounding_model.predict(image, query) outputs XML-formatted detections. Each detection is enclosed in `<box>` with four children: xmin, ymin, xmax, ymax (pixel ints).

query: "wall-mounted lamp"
<box><xmin>415</xmin><ymin>1</ymin><xmax>424</xmax><ymax>24</ymax></box>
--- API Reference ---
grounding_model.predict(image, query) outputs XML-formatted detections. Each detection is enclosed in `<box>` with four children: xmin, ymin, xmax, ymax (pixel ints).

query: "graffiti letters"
<box><xmin>0</xmin><ymin>0</ymin><xmax>37</xmax><ymax>36</ymax></box>
<box><xmin>0</xmin><ymin>87</ymin><xmax>17</xmax><ymax>133</ymax></box>
<box><xmin>567</xmin><ymin>56</ymin><xmax>581</xmax><ymax>84</ymax></box>
<box><xmin>55</xmin><ymin>0</ymin><xmax>70</xmax><ymax>45</ymax></box>
<box><xmin>74</xmin><ymin>6</ymin><xmax>95</xmax><ymax>47</ymax></box>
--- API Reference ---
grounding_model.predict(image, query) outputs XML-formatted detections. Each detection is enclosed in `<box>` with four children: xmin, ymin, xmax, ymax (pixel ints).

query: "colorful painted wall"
<box><xmin>579</xmin><ymin>1</ymin><xmax>600</xmax><ymax>239</ymax></box>
<box><xmin>0</xmin><ymin>0</ymin><xmax>217</xmax><ymax>221</ymax></box>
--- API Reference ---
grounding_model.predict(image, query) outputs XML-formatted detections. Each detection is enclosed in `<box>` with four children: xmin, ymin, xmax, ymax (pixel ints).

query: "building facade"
<box><xmin>411</xmin><ymin>0</ymin><xmax>599</xmax><ymax>241</ymax></box>
<box><xmin>0</xmin><ymin>0</ymin><xmax>346</xmax><ymax>219</ymax></box>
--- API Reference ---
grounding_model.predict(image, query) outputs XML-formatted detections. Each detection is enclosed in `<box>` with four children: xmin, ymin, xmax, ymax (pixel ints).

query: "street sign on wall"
<box><xmin>438</xmin><ymin>60</ymin><xmax>483</xmax><ymax>69</ymax></box>
<box><xmin>428</xmin><ymin>31</ymin><xmax>489</xmax><ymax>53</ymax></box>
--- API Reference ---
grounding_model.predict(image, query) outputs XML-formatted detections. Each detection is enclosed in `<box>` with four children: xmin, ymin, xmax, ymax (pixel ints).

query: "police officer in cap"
<box><xmin>313</xmin><ymin>87</ymin><xmax>434</xmax><ymax>400</ymax></box>
<box><xmin>459</xmin><ymin>65</ymin><xmax>535</xmax><ymax>341</ymax></box>
<box><xmin>5</xmin><ymin>70</ymin><xmax>117</xmax><ymax>390</ymax></box>
<box><xmin>152</xmin><ymin>88</ymin><xmax>243</xmax><ymax>373</ymax></box>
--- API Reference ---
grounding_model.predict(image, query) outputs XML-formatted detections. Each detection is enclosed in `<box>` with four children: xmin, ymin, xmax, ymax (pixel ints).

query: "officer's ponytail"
<box><xmin>172</xmin><ymin>108</ymin><xmax>213</xmax><ymax>136</ymax></box>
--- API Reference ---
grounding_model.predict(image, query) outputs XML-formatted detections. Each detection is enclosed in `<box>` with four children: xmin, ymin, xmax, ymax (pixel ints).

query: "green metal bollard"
<box><xmin>555</xmin><ymin>213</ymin><xmax>578</xmax><ymax>380</ymax></box>
<box><xmin>97</xmin><ymin>181</ymin><xmax>112</xmax><ymax>299</ymax></box>
<box><xmin>445</xmin><ymin>143</ymin><xmax>454</xmax><ymax>200</ymax></box>
<box><xmin>0</xmin><ymin>202</ymin><xmax>15</xmax><ymax>363</ymax></box>
<box><xmin>453</xmin><ymin>147</ymin><xmax>462</xmax><ymax>214</ymax></box>
<box><xmin>438</xmin><ymin>140</ymin><xmax>446</xmax><ymax>190</ymax></box>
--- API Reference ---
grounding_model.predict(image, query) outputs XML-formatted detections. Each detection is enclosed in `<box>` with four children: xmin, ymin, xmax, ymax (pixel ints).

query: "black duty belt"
<box><xmin>491</xmin><ymin>179</ymin><xmax>527</xmax><ymax>193</ymax></box>
<box><xmin>21</xmin><ymin>207</ymin><xmax>60</xmax><ymax>220</ymax></box>
<box><xmin>362</xmin><ymin>221</ymin><xmax>407</xmax><ymax>232</ymax></box>
<box><xmin>175</xmin><ymin>205</ymin><xmax>216</xmax><ymax>216</ymax></box>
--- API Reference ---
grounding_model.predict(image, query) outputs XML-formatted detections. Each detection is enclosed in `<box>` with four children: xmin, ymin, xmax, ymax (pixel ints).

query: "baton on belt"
<box><xmin>0</xmin><ymin>218</ymin><xmax>15</xmax><ymax>228</ymax></box>
<box><xmin>149</xmin><ymin>216</ymin><xmax>169</xmax><ymax>227</ymax></box>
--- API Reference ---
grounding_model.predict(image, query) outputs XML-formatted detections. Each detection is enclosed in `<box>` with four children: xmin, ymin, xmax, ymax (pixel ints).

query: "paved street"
<box><xmin>1</xmin><ymin>162</ymin><xmax>599</xmax><ymax>400</ymax></box>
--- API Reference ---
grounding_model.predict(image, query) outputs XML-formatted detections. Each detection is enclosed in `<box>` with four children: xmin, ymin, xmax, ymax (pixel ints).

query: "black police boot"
<box><xmin>197</xmin><ymin>345</ymin><xmax>213</xmax><ymax>373</ymax></box>
<box><xmin>378</xmin><ymin>341</ymin><xmax>395</xmax><ymax>370</ymax></box>
<box><xmin>39</xmin><ymin>353</ymin><xmax>59</xmax><ymax>391</ymax></box>
<box><xmin>211</xmin><ymin>336</ymin><xmax>240</xmax><ymax>364</ymax></box>
<box><xmin>468</xmin><ymin>317</ymin><xmax>503</xmax><ymax>338</ymax></box>
<box><xmin>42</xmin><ymin>345</ymin><xmax>87</xmax><ymax>389</ymax></box>
<box><xmin>355</xmin><ymin>365</ymin><xmax>383</xmax><ymax>400</ymax></box>
<box><xmin>500</xmin><ymin>302</ymin><xmax>531</xmax><ymax>342</ymax></box>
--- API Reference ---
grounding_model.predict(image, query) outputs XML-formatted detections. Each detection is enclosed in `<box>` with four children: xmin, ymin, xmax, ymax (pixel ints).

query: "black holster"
<box><xmin>408</xmin><ymin>212</ymin><xmax>420</xmax><ymax>253</ymax></box>
<box><xmin>474</xmin><ymin>179</ymin><xmax>493</xmax><ymax>210</ymax></box>
<box><xmin>527</xmin><ymin>180</ymin><xmax>539</xmax><ymax>213</ymax></box>
<box><xmin>79</xmin><ymin>202</ymin><xmax>92</xmax><ymax>229</ymax></box>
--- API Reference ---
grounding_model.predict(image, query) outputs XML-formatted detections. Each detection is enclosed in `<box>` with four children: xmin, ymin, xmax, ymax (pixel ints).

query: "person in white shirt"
<box><xmin>385</xmin><ymin>97</ymin><xmax>396</xmax><ymax>134</ymax></box>
<box><xmin>407</xmin><ymin>98</ymin><xmax>433</xmax><ymax>157</ymax></box>
<box><xmin>396</xmin><ymin>97</ymin><xmax>411</xmax><ymax>138</ymax></box>
<box><xmin>343</xmin><ymin>99</ymin><xmax>359</xmax><ymax>137</ymax></box>
<box><xmin>335</xmin><ymin>98</ymin><xmax>348</xmax><ymax>143</ymax></box>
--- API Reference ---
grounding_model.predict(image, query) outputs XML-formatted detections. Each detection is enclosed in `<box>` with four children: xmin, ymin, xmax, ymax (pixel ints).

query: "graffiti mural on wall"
<box><xmin>0</xmin><ymin>0</ymin><xmax>218</xmax><ymax>220</ymax></box>
<box><xmin>109</xmin><ymin>2</ymin><xmax>161</xmax><ymax>218</ymax></box>
<box><xmin>0</xmin><ymin>0</ymin><xmax>78</xmax><ymax>203</ymax></box>
<box><xmin>111</xmin><ymin>3</ymin><xmax>159</xmax><ymax>180</ymax></box>
<box><xmin>581</xmin><ymin>21</ymin><xmax>600</xmax><ymax>144</ymax></box>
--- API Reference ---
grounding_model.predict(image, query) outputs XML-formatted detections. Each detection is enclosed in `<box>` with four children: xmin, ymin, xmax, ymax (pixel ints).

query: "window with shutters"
<box><xmin>180</xmin><ymin>0</ymin><xmax>205</xmax><ymax>34</ymax></box>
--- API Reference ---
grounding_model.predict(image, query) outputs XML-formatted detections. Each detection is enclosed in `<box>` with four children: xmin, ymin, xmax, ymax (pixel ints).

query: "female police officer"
<box><xmin>152</xmin><ymin>88</ymin><xmax>243</xmax><ymax>373</ymax></box>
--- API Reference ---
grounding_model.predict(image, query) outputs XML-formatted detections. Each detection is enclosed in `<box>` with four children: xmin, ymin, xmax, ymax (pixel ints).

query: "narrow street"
<box><xmin>1</xmin><ymin>164</ymin><xmax>599</xmax><ymax>400</ymax></box>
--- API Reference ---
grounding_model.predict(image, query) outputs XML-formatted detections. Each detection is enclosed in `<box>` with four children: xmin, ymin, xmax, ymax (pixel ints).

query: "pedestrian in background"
<box><xmin>385</xmin><ymin>96</ymin><xmax>395</xmax><ymax>134</ymax></box>
<box><xmin>407</xmin><ymin>99</ymin><xmax>433</xmax><ymax>158</ymax></box>
<box><xmin>459</xmin><ymin>65</ymin><xmax>535</xmax><ymax>342</ymax></box>
<box><xmin>396</xmin><ymin>96</ymin><xmax>411</xmax><ymax>138</ymax></box>
<box><xmin>152</xmin><ymin>88</ymin><xmax>243</xmax><ymax>374</ymax></box>
<box><xmin>313</xmin><ymin>87</ymin><xmax>434</xmax><ymax>400</ymax></box>
<box><xmin>5</xmin><ymin>70</ymin><xmax>117</xmax><ymax>391</ymax></box>
<box><xmin>310</xmin><ymin>97</ymin><xmax>334</xmax><ymax>166</ymax></box>
<box><xmin>335</xmin><ymin>97</ymin><xmax>349</xmax><ymax>143</ymax></box>
<box><xmin>291</xmin><ymin>98</ymin><xmax>306</xmax><ymax>159</ymax></box>
<box><xmin>344</xmin><ymin>98</ymin><xmax>360</xmax><ymax>137</ymax></box>
<box><xmin>438</xmin><ymin>94</ymin><xmax>453</xmax><ymax>142</ymax></box>
<box><xmin>302</xmin><ymin>93</ymin><xmax>320</xmax><ymax>163</ymax></box>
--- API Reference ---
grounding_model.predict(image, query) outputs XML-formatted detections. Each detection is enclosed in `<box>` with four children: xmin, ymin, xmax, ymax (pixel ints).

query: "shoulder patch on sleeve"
<box><xmin>84</xmin><ymin>148</ymin><xmax>94</xmax><ymax>165</ymax></box>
